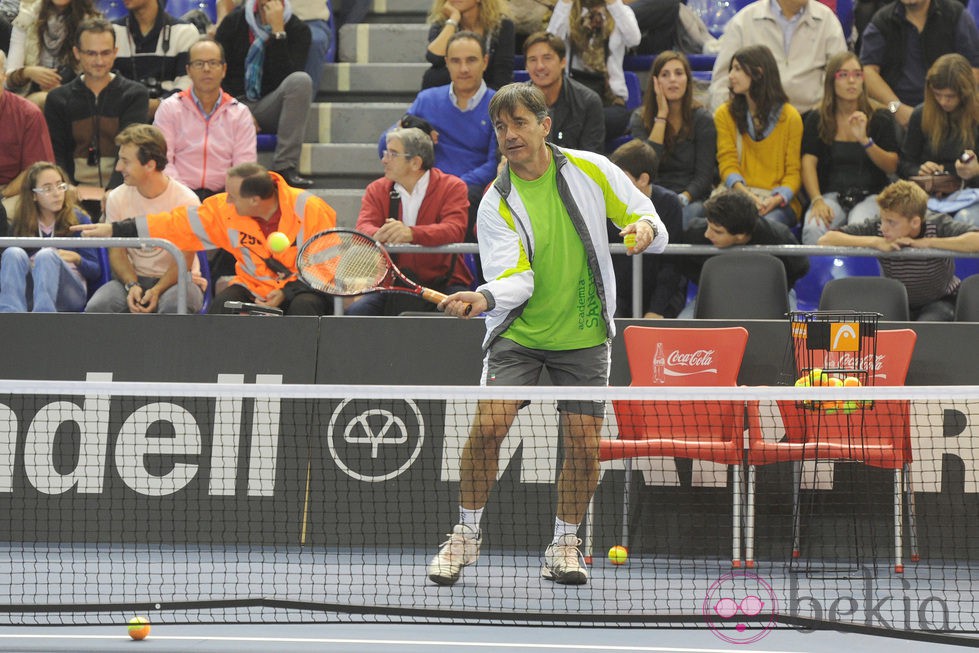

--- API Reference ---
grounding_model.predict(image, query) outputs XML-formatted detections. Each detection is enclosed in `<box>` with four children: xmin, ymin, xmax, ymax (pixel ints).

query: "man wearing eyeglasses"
<box><xmin>44</xmin><ymin>17</ymin><xmax>149</xmax><ymax>214</ymax></box>
<box><xmin>346</xmin><ymin>127</ymin><xmax>472</xmax><ymax>315</ymax></box>
<box><xmin>154</xmin><ymin>37</ymin><xmax>257</xmax><ymax>202</ymax></box>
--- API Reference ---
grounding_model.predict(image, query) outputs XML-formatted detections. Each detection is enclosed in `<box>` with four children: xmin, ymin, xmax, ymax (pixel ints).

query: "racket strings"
<box><xmin>299</xmin><ymin>233</ymin><xmax>387</xmax><ymax>295</ymax></box>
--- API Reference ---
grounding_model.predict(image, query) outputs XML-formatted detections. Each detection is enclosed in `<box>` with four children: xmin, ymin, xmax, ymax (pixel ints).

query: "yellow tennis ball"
<box><xmin>267</xmin><ymin>231</ymin><xmax>290</xmax><ymax>253</ymax></box>
<box><xmin>608</xmin><ymin>545</ymin><xmax>628</xmax><ymax>565</ymax></box>
<box><xmin>128</xmin><ymin>616</ymin><xmax>150</xmax><ymax>640</ymax></box>
<box><xmin>623</xmin><ymin>233</ymin><xmax>637</xmax><ymax>249</ymax></box>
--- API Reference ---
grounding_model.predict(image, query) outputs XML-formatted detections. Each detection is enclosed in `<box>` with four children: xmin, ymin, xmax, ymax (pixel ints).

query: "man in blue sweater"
<box><xmin>382</xmin><ymin>31</ymin><xmax>497</xmax><ymax>240</ymax></box>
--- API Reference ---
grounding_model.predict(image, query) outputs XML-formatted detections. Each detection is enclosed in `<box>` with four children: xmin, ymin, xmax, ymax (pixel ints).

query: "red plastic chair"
<box><xmin>586</xmin><ymin>325</ymin><xmax>749</xmax><ymax>567</ymax></box>
<box><xmin>745</xmin><ymin>329</ymin><xmax>919</xmax><ymax>572</ymax></box>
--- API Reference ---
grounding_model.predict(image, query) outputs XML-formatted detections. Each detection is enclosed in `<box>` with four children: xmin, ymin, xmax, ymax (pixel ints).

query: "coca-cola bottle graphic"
<box><xmin>653</xmin><ymin>342</ymin><xmax>666</xmax><ymax>383</ymax></box>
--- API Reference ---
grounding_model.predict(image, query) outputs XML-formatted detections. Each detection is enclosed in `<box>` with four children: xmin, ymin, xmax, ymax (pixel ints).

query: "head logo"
<box><xmin>830</xmin><ymin>323</ymin><xmax>860</xmax><ymax>352</ymax></box>
<box><xmin>703</xmin><ymin>570</ymin><xmax>778</xmax><ymax>644</ymax></box>
<box><xmin>327</xmin><ymin>399</ymin><xmax>425</xmax><ymax>482</ymax></box>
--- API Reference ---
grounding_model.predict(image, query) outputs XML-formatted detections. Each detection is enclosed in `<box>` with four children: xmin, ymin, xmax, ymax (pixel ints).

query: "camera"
<box><xmin>140</xmin><ymin>77</ymin><xmax>164</xmax><ymax>100</ymax></box>
<box><xmin>838</xmin><ymin>188</ymin><xmax>868</xmax><ymax>212</ymax></box>
<box><xmin>960</xmin><ymin>152</ymin><xmax>975</xmax><ymax>164</ymax></box>
<box><xmin>86</xmin><ymin>146</ymin><xmax>99</xmax><ymax>167</ymax></box>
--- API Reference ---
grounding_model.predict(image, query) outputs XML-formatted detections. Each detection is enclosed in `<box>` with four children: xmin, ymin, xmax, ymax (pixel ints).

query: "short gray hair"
<box><xmin>488</xmin><ymin>83</ymin><xmax>549</xmax><ymax>124</ymax></box>
<box><xmin>386</xmin><ymin>127</ymin><xmax>434</xmax><ymax>170</ymax></box>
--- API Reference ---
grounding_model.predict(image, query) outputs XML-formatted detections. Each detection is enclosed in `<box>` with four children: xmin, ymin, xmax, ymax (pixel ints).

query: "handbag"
<box><xmin>910</xmin><ymin>173</ymin><xmax>963</xmax><ymax>198</ymax></box>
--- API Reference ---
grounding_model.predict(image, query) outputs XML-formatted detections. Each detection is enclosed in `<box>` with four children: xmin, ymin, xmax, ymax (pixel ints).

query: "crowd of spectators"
<box><xmin>3</xmin><ymin>0</ymin><xmax>979</xmax><ymax>321</ymax></box>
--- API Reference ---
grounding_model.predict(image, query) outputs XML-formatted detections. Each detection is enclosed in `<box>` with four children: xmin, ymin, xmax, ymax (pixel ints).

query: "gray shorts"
<box><xmin>481</xmin><ymin>337</ymin><xmax>610</xmax><ymax>417</ymax></box>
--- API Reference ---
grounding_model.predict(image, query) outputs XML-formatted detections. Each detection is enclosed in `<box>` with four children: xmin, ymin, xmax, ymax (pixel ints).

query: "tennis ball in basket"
<box><xmin>623</xmin><ymin>233</ymin><xmax>636</xmax><ymax>249</ymax></box>
<box><xmin>128</xmin><ymin>616</ymin><xmax>150</xmax><ymax>640</ymax></box>
<box><xmin>267</xmin><ymin>231</ymin><xmax>290</xmax><ymax>253</ymax></box>
<box><xmin>608</xmin><ymin>545</ymin><xmax>628</xmax><ymax>565</ymax></box>
<box><xmin>843</xmin><ymin>376</ymin><xmax>862</xmax><ymax>387</ymax></box>
<box><xmin>794</xmin><ymin>375</ymin><xmax>810</xmax><ymax>387</ymax></box>
<box><xmin>808</xmin><ymin>368</ymin><xmax>827</xmax><ymax>386</ymax></box>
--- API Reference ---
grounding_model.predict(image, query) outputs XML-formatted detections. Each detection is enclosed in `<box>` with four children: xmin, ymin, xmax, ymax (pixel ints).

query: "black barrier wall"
<box><xmin>0</xmin><ymin>315</ymin><xmax>978</xmax><ymax>555</ymax></box>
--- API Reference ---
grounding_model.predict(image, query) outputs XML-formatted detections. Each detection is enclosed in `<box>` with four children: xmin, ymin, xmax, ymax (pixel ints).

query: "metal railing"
<box><xmin>0</xmin><ymin>237</ymin><xmax>191</xmax><ymax>314</ymax></box>
<box><xmin>4</xmin><ymin>237</ymin><xmax>973</xmax><ymax>318</ymax></box>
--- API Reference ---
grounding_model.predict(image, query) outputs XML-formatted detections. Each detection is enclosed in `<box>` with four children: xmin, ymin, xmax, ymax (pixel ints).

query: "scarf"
<box><xmin>243</xmin><ymin>0</ymin><xmax>293</xmax><ymax>101</ymax></box>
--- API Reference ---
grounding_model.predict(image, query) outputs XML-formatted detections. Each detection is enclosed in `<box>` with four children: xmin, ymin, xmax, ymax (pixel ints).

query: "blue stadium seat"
<box><xmin>955</xmin><ymin>258</ymin><xmax>979</xmax><ymax>280</ymax></box>
<box><xmin>256</xmin><ymin>134</ymin><xmax>277</xmax><ymax>152</ymax></box>
<box><xmin>197</xmin><ymin>250</ymin><xmax>212</xmax><ymax>313</ymax></box>
<box><xmin>87</xmin><ymin>248</ymin><xmax>112</xmax><ymax>300</ymax></box>
<box><xmin>793</xmin><ymin>255</ymin><xmax>881</xmax><ymax>311</ymax></box>
<box><xmin>164</xmin><ymin>0</ymin><xmax>216</xmax><ymax>23</ymax></box>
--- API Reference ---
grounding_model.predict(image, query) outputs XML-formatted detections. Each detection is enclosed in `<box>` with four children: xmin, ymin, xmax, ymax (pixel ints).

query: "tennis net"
<box><xmin>0</xmin><ymin>377</ymin><xmax>976</xmax><ymax>640</ymax></box>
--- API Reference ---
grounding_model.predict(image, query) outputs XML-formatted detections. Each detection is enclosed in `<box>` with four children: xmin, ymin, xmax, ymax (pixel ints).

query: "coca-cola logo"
<box><xmin>667</xmin><ymin>349</ymin><xmax>715</xmax><ymax>367</ymax></box>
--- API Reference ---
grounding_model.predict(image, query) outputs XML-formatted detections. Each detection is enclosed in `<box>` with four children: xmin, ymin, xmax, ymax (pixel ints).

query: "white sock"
<box><xmin>459</xmin><ymin>507</ymin><xmax>483</xmax><ymax>533</ymax></box>
<box><xmin>552</xmin><ymin>517</ymin><xmax>579</xmax><ymax>543</ymax></box>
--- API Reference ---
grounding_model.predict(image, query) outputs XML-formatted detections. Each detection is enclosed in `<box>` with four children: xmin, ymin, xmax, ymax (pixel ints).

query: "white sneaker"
<box><xmin>427</xmin><ymin>524</ymin><xmax>481</xmax><ymax>586</ymax></box>
<box><xmin>541</xmin><ymin>534</ymin><xmax>588</xmax><ymax>585</ymax></box>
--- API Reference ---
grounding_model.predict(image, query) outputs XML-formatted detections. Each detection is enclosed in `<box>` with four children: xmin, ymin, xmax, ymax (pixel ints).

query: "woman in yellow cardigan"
<box><xmin>714</xmin><ymin>44</ymin><xmax>803</xmax><ymax>226</ymax></box>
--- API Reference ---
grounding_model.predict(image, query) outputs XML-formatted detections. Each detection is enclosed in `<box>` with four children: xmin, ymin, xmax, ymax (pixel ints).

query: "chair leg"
<box><xmin>732</xmin><ymin>464</ymin><xmax>742</xmax><ymax>568</ymax></box>
<box><xmin>584</xmin><ymin>493</ymin><xmax>594</xmax><ymax>564</ymax></box>
<box><xmin>791</xmin><ymin>461</ymin><xmax>802</xmax><ymax>558</ymax></box>
<box><xmin>904</xmin><ymin>464</ymin><xmax>920</xmax><ymax>563</ymax></box>
<box><xmin>894</xmin><ymin>468</ymin><xmax>904</xmax><ymax>573</ymax></box>
<box><xmin>745</xmin><ymin>465</ymin><xmax>755</xmax><ymax>568</ymax></box>
<box><xmin>622</xmin><ymin>459</ymin><xmax>632</xmax><ymax>550</ymax></box>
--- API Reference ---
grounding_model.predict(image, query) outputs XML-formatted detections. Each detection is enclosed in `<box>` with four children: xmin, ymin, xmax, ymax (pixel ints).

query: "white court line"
<box><xmin>0</xmin><ymin>634</ymin><xmax>806</xmax><ymax>653</ymax></box>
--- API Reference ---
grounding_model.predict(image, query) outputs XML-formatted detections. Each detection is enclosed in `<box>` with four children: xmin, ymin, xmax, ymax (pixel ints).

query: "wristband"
<box><xmin>654</xmin><ymin>116</ymin><xmax>667</xmax><ymax>124</ymax></box>
<box><xmin>862</xmin><ymin>138</ymin><xmax>874</xmax><ymax>150</ymax></box>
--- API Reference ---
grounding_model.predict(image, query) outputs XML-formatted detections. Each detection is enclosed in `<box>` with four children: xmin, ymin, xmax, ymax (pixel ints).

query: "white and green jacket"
<box><xmin>476</xmin><ymin>144</ymin><xmax>668</xmax><ymax>350</ymax></box>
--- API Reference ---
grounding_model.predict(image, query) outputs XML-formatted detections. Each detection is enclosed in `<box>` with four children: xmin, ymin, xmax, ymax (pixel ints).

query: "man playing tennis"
<box><xmin>433</xmin><ymin>83</ymin><xmax>669</xmax><ymax>586</ymax></box>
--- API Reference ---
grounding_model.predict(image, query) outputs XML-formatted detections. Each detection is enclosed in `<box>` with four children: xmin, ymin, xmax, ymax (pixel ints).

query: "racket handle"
<box><xmin>420</xmin><ymin>288</ymin><xmax>473</xmax><ymax>316</ymax></box>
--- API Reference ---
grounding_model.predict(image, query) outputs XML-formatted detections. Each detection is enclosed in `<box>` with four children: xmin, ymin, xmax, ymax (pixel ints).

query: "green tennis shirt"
<box><xmin>503</xmin><ymin>157</ymin><xmax>608</xmax><ymax>350</ymax></box>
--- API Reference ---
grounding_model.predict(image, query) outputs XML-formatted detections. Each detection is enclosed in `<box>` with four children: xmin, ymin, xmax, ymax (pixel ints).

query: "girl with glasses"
<box><xmin>800</xmin><ymin>51</ymin><xmax>899</xmax><ymax>245</ymax></box>
<box><xmin>0</xmin><ymin>162</ymin><xmax>101</xmax><ymax>312</ymax></box>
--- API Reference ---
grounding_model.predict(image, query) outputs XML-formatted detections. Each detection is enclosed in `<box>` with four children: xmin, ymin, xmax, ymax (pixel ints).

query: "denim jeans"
<box><xmin>0</xmin><ymin>247</ymin><xmax>87</xmax><ymax>312</ymax></box>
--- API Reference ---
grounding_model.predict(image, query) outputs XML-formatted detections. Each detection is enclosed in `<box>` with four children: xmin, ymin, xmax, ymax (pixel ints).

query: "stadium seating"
<box><xmin>694</xmin><ymin>253</ymin><xmax>789</xmax><ymax>319</ymax></box>
<box><xmin>818</xmin><ymin>276</ymin><xmax>910</xmax><ymax>322</ymax></box>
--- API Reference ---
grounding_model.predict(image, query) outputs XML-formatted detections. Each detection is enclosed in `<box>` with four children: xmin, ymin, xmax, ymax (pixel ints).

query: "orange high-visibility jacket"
<box><xmin>134</xmin><ymin>173</ymin><xmax>336</xmax><ymax>299</ymax></box>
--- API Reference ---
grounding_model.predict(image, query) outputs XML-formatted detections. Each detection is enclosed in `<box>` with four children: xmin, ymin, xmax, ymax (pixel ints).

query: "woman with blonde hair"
<box><xmin>0</xmin><ymin>162</ymin><xmax>100</xmax><ymax>312</ymax></box>
<box><xmin>714</xmin><ymin>44</ymin><xmax>802</xmax><ymax>227</ymax></box>
<box><xmin>4</xmin><ymin>0</ymin><xmax>100</xmax><ymax>108</ymax></box>
<box><xmin>422</xmin><ymin>0</ymin><xmax>515</xmax><ymax>90</ymax></box>
<box><xmin>800</xmin><ymin>51</ymin><xmax>899</xmax><ymax>245</ymax></box>
<box><xmin>900</xmin><ymin>53</ymin><xmax>979</xmax><ymax>227</ymax></box>
<box><xmin>629</xmin><ymin>50</ymin><xmax>715</xmax><ymax>225</ymax></box>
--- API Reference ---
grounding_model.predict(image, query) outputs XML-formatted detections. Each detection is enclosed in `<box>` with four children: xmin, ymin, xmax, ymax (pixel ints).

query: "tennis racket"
<box><xmin>297</xmin><ymin>229</ymin><xmax>472</xmax><ymax>314</ymax></box>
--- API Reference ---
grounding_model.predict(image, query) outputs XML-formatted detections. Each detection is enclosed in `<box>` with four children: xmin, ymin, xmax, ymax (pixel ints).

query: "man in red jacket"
<box><xmin>346</xmin><ymin>126</ymin><xmax>473</xmax><ymax>315</ymax></box>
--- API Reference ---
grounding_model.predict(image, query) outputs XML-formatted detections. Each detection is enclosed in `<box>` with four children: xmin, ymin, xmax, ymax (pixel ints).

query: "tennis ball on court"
<box><xmin>268</xmin><ymin>231</ymin><xmax>290</xmax><ymax>253</ymax></box>
<box><xmin>608</xmin><ymin>545</ymin><xmax>628</xmax><ymax>565</ymax></box>
<box><xmin>623</xmin><ymin>233</ymin><xmax>637</xmax><ymax>249</ymax></box>
<box><xmin>128</xmin><ymin>616</ymin><xmax>150</xmax><ymax>640</ymax></box>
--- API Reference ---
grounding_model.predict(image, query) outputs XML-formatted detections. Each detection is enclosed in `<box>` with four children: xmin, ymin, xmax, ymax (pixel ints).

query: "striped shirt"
<box><xmin>840</xmin><ymin>212</ymin><xmax>975</xmax><ymax>308</ymax></box>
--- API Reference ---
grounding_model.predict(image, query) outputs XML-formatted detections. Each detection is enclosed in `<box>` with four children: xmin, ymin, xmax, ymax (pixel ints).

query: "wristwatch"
<box><xmin>124</xmin><ymin>281</ymin><xmax>139</xmax><ymax>293</ymax></box>
<box><xmin>888</xmin><ymin>100</ymin><xmax>902</xmax><ymax>114</ymax></box>
<box><xmin>273</xmin><ymin>30</ymin><xmax>287</xmax><ymax>40</ymax></box>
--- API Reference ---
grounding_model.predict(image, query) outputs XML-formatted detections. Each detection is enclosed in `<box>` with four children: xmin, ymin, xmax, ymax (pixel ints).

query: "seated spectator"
<box><xmin>681</xmin><ymin>189</ymin><xmax>810</xmax><ymax>316</ymax></box>
<box><xmin>707</xmin><ymin>0</ymin><xmax>846</xmax><ymax>114</ymax></box>
<box><xmin>608</xmin><ymin>139</ymin><xmax>686</xmax><ymax>318</ymax></box>
<box><xmin>859</xmin><ymin>0</ymin><xmax>979</xmax><ymax>130</ymax></box>
<box><xmin>216</xmin><ymin>0</ymin><xmax>314</xmax><ymax>188</ymax></box>
<box><xmin>423</xmin><ymin>0</ymin><xmax>514</xmax><ymax>91</ymax></box>
<box><xmin>153</xmin><ymin>36</ymin><xmax>257</xmax><ymax>201</ymax></box>
<box><xmin>714</xmin><ymin>44</ymin><xmax>802</xmax><ymax>227</ymax></box>
<box><xmin>801</xmin><ymin>52</ymin><xmax>899</xmax><ymax>245</ymax></box>
<box><xmin>74</xmin><ymin>163</ymin><xmax>337</xmax><ymax>316</ymax></box>
<box><xmin>383</xmin><ymin>31</ymin><xmax>498</xmax><ymax>241</ymax></box>
<box><xmin>44</xmin><ymin>17</ymin><xmax>150</xmax><ymax>211</ymax></box>
<box><xmin>111</xmin><ymin>0</ymin><xmax>201</xmax><ymax>120</ymax></box>
<box><xmin>0</xmin><ymin>50</ymin><xmax>55</xmax><ymax>214</ymax></box>
<box><xmin>899</xmin><ymin>54</ymin><xmax>979</xmax><ymax>228</ymax></box>
<box><xmin>523</xmin><ymin>30</ymin><xmax>604</xmax><ymax>153</ymax></box>
<box><xmin>0</xmin><ymin>161</ymin><xmax>100</xmax><ymax>312</ymax></box>
<box><xmin>547</xmin><ymin>0</ymin><xmax>641</xmax><ymax>140</ymax></box>
<box><xmin>818</xmin><ymin>179</ymin><xmax>979</xmax><ymax>321</ymax></box>
<box><xmin>215</xmin><ymin>0</ymin><xmax>331</xmax><ymax>96</ymax></box>
<box><xmin>85</xmin><ymin>124</ymin><xmax>205</xmax><ymax>314</ymax></box>
<box><xmin>347</xmin><ymin>127</ymin><xmax>473</xmax><ymax>315</ymax></box>
<box><xmin>629</xmin><ymin>50</ymin><xmax>715</xmax><ymax>227</ymax></box>
<box><xmin>5</xmin><ymin>0</ymin><xmax>100</xmax><ymax>108</ymax></box>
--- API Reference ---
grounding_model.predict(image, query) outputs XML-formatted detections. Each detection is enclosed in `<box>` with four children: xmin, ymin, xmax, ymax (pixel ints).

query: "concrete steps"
<box><xmin>338</xmin><ymin>23</ymin><xmax>429</xmax><ymax>64</ymax></box>
<box><xmin>306</xmin><ymin>102</ymin><xmax>406</xmax><ymax>144</ymax></box>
